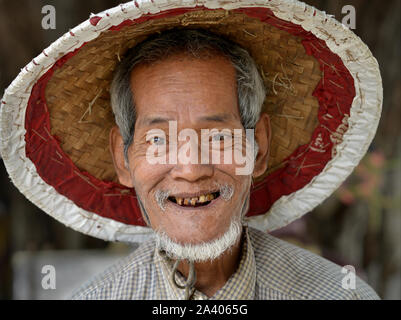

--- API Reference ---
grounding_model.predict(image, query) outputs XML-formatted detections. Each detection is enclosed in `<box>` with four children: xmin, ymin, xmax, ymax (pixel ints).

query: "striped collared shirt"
<box><xmin>71</xmin><ymin>227</ymin><xmax>379</xmax><ymax>300</ymax></box>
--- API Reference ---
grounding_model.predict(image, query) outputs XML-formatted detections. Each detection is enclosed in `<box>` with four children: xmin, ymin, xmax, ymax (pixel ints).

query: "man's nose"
<box><xmin>168</xmin><ymin>132</ymin><xmax>214</xmax><ymax>182</ymax></box>
<box><xmin>170</xmin><ymin>161</ymin><xmax>214</xmax><ymax>182</ymax></box>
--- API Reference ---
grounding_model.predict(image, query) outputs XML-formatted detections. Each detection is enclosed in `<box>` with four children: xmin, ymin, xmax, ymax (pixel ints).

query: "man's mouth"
<box><xmin>168</xmin><ymin>191</ymin><xmax>220</xmax><ymax>207</ymax></box>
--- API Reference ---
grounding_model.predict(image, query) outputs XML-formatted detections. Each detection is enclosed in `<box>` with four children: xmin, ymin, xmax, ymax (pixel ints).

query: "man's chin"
<box><xmin>154</xmin><ymin>219</ymin><xmax>243</xmax><ymax>263</ymax></box>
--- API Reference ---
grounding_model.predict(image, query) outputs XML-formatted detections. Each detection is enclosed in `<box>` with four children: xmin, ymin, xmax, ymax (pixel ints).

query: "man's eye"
<box><xmin>211</xmin><ymin>134</ymin><xmax>230</xmax><ymax>142</ymax></box>
<box><xmin>149</xmin><ymin>136</ymin><xmax>165</xmax><ymax>145</ymax></box>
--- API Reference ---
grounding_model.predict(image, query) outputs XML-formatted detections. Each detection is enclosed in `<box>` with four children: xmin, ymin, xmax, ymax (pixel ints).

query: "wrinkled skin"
<box><xmin>110</xmin><ymin>53</ymin><xmax>270</xmax><ymax>296</ymax></box>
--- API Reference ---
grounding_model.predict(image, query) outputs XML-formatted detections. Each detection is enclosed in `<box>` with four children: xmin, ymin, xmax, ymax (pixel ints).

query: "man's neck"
<box><xmin>175</xmin><ymin>230</ymin><xmax>244</xmax><ymax>297</ymax></box>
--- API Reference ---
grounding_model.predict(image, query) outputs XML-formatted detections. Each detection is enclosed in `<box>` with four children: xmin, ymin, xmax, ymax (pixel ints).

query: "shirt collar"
<box><xmin>153</xmin><ymin>226</ymin><xmax>256</xmax><ymax>300</ymax></box>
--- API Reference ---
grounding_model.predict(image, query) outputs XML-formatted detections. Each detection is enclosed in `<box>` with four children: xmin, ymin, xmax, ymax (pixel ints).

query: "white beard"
<box><xmin>154</xmin><ymin>218</ymin><xmax>243</xmax><ymax>263</ymax></box>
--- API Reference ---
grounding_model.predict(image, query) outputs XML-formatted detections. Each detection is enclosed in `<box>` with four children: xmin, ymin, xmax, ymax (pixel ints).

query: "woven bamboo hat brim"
<box><xmin>0</xmin><ymin>0</ymin><xmax>382</xmax><ymax>243</ymax></box>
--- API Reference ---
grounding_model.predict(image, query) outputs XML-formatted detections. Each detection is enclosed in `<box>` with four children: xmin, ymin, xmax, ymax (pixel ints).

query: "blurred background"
<box><xmin>0</xmin><ymin>0</ymin><xmax>400</xmax><ymax>299</ymax></box>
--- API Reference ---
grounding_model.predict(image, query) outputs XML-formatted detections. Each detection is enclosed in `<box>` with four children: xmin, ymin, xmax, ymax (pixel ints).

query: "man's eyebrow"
<box><xmin>199</xmin><ymin>113</ymin><xmax>235</xmax><ymax>123</ymax></box>
<box><xmin>139</xmin><ymin>113</ymin><xmax>235</xmax><ymax>126</ymax></box>
<box><xmin>139</xmin><ymin>116</ymin><xmax>173</xmax><ymax>126</ymax></box>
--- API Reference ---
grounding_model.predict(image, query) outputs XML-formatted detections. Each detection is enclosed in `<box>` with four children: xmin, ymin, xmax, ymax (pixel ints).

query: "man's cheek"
<box><xmin>130</xmin><ymin>157</ymin><xmax>156</xmax><ymax>180</ymax></box>
<box><xmin>214</xmin><ymin>163</ymin><xmax>241</xmax><ymax>180</ymax></box>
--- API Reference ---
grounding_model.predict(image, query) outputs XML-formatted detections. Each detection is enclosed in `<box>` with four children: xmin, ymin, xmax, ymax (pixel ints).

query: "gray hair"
<box><xmin>110</xmin><ymin>29</ymin><xmax>266</xmax><ymax>161</ymax></box>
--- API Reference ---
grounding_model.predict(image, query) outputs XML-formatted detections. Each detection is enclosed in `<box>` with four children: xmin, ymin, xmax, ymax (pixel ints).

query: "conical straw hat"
<box><xmin>0</xmin><ymin>0</ymin><xmax>382</xmax><ymax>242</ymax></box>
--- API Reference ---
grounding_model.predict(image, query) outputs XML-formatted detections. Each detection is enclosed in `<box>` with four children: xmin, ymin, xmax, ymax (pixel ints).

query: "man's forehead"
<box><xmin>130</xmin><ymin>55</ymin><xmax>237</xmax><ymax>97</ymax></box>
<box><xmin>130</xmin><ymin>54</ymin><xmax>241</xmax><ymax>128</ymax></box>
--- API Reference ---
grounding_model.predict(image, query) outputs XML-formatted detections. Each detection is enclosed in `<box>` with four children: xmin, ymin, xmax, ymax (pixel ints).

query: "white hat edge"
<box><xmin>0</xmin><ymin>0</ymin><xmax>383</xmax><ymax>241</ymax></box>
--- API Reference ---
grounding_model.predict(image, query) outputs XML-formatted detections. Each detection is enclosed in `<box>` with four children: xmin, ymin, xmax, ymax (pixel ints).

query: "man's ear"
<box><xmin>109</xmin><ymin>126</ymin><xmax>134</xmax><ymax>188</ymax></box>
<box><xmin>253</xmin><ymin>113</ymin><xmax>270</xmax><ymax>179</ymax></box>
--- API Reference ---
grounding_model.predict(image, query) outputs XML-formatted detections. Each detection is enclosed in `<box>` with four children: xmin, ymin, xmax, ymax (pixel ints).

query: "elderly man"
<box><xmin>106</xmin><ymin>29</ymin><xmax>270</xmax><ymax>299</ymax></box>
<box><xmin>0</xmin><ymin>1</ymin><xmax>382</xmax><ymax>300</ymax></box>
<box><xmin>72</xmin><ymin>29</ymin><xmax>376</xmax><ymax>300</ymax></box>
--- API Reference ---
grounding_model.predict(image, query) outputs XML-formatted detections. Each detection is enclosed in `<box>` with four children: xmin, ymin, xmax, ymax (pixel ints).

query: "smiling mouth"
<box><xmin>168</xmin><ymin>192</ymin><xmax>220</xmax><ymax>207</ymax></box>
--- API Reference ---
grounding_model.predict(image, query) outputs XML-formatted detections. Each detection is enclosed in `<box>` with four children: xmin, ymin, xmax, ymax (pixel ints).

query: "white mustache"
<box><xmin>155</xmin><ymin>190</ymin><xmax>170</xmax><ymax>211</ymax></box>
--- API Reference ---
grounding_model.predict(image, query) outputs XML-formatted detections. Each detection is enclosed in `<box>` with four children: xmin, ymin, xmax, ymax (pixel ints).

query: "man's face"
<box><xmin>113</xmin><ymin>53</ymin><xmax>256</xmax><ymax>245</ymax></box>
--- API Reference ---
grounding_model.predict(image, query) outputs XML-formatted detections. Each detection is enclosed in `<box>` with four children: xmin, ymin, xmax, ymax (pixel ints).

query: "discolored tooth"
<box><xmin>190</xmin><ymin>198</ymin><xmax>197</xmax><ymax>206</ymax></box>
<box><xmin>176</xmin><ymin>197</ymin><xmax>183</xmax><ymax>205</ymax></box>
<box><xmin>184</xmin><ymin>198</ymin><xmax>189</xmax><ymax>205</ymax></box>
<box><xmin>206</xmin><ymin>194</ymin><xmax>214</xmax><ymax>201</ymax></box>
<box><xmin>199</xmin><ymin>195</ymin><xmax>206</xmax><ymax>203</ymax></box>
